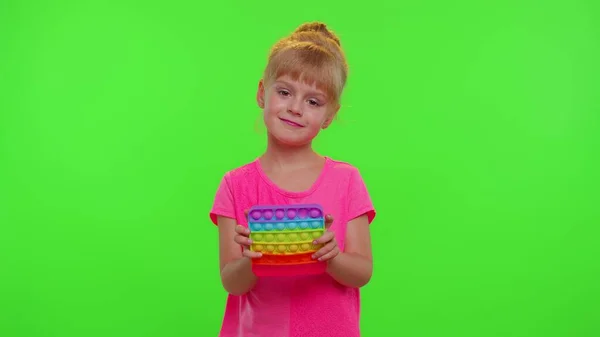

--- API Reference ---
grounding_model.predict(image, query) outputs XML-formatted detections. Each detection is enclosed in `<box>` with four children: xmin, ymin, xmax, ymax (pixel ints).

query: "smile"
<box><xmin>279</xmin><ymin>118</ymin><xmax>304</xmax><ymax>127</ymax></box>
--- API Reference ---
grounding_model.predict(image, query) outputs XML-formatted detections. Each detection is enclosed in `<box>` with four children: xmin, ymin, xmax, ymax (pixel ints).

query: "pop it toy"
<box><xmin>248</xmin><ymin>204</ymin><xmax>326</xmax><ymax>276</ymax></box>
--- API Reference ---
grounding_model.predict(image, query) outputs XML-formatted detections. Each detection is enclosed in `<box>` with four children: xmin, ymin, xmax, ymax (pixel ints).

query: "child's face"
<box><xmin>257</xmin><ymin>75</ymin><xmax>338</xmax><ymax>147</ymax></box>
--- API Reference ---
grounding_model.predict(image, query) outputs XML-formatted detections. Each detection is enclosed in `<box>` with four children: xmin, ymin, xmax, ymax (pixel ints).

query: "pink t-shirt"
<box><xmin>209</xmin><ymin>157</ymin><xmax>376</xmax><ymax>337</ymax></box>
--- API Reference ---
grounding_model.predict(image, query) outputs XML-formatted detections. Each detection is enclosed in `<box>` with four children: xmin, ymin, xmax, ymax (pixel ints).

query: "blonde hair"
<box><xmin>262</xmin><ymin>22</ymin><xmax>348</xmax><ymax>106</ymax></box>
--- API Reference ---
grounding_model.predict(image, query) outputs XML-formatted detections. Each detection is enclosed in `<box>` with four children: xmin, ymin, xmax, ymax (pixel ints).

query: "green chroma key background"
<box><xmin>1</xmin><ymin>1</ymin><xmax>599</xmax><ymax>336</ymax></box>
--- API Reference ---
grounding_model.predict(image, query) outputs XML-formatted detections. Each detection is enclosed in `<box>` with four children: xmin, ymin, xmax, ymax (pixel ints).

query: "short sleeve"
<box><xmin>209</xmin><ymin>173</ymin><xmax>236</xmax><ymax>225</ymax></box>
<box><xmin>347</xmin><ymin>168</ymin><xmax>376</xmax><ymax>224</ymax></box>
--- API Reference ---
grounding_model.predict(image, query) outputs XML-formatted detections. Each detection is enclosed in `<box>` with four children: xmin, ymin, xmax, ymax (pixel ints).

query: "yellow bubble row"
<box><xmin>252</xmin><ymin>242</ymin><xmax>323</xmax><ymax>254</ymax></box>
<box><xmin>251</xmin><ymin>231</ymin><xmax>322</xmax><ymax>243</ymax></box>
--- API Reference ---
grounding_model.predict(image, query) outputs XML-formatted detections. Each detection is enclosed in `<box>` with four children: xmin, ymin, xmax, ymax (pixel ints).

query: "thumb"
<box><xmin>324</xmin><ymin>214</ymin><xmax>334</xmax><ymax>230</ymax></box>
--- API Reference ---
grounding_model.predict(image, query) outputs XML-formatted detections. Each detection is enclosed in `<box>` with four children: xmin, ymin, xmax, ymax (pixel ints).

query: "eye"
<box><xmin>308</xmin><ymin>99</ymin><xmax>321</xmax><ymax>106</ymax></box>
<box><xmin>278</xmin><ymin>90</ymin><xmax>290</xmax><ymax>96</ymax></box>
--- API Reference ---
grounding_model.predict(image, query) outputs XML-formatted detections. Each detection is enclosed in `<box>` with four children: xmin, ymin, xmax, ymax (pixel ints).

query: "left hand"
<box><xmin>312</xmin><ymin>214</ymin><xmax>340</xmax><ymax>262</ymax></box>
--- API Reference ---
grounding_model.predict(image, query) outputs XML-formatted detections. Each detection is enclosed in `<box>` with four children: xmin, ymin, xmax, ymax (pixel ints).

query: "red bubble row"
<box><xmin>252</xmin><ymin>252</ymin><xmax>317</xmax><ymax>265</ymax></box>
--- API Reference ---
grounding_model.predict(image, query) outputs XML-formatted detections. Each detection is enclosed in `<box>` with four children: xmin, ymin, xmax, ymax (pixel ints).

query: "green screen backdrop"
<box><xmin>1</xmin><ymin>1</ymin><xmax>599</xmax><ymax>336</ymax></box>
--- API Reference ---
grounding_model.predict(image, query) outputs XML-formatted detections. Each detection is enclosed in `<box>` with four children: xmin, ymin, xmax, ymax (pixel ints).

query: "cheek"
<box><xmin>306</xmin><ymin>112</ymin><xmax>327</xmax><ymax>127</ymax></box>
<box><xmin>262</xmin><ymin>101</ymin><xmax>281</xmax><ymax>126</ymax></box>
<box><xmin>265</xmin><ymin>94</ymin><xmax>283</xmax><ymax>111</ymax></box>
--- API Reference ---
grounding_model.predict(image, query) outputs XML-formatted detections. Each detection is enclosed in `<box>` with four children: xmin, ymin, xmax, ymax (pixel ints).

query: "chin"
<box><xmin>274</xmin><ymin>134</ymin><xmax>312</xmax><ymax>147</ymax></box>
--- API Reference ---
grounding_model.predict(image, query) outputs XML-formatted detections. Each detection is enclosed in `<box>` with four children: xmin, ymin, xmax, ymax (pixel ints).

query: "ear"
<box><xmin>257</xmin><ymin>79</ymin><xmax>265</xmax><ymax>109</ymax></box>
<box><xmin>321</xmin><ymin>103</ymin><xmax>340</xmax><ymax>129</ymax></box>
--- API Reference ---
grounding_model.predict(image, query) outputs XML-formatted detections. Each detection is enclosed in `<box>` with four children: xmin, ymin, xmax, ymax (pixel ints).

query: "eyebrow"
<box><xmin>275</xmin><ymin>80</ymin><xmax>327</xmax><ymax>98</ymax></box>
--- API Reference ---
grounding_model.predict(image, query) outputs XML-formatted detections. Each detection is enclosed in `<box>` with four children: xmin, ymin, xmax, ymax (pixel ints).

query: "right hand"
<box><xmin>234</xmin><ymin>210</ymin><xmax>263</xmax><ymax>259</ymax></box>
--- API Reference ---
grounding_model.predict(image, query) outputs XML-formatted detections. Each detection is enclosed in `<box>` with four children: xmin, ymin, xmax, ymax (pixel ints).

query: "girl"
<box><xmin>209</xmin><ymin>22</ymin><xmax>376</xmax><ymax>337</ymax></box>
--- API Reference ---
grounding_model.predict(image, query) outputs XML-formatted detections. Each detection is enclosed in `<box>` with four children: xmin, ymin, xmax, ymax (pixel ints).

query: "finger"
<box><xmin>312</xmin><ymin>240</ymin><xmax>337</xmax><ymax>260</ymax></box>
<box><xmin>313</xmin><ymin>230</ymin><xmax>334</xmax><ymax>244</ymax></box>
<box><xmin>235</xmin><ymin>225</ymin><xmax>250</xmax><ymax>236</ymax></box>
<box><xmin>242</xmin><ymin>249</ymin><xmax>263</xmax><ymax>259</ymax></box>
<box><xmin>317</xmin><ymin>246</ymin><xmax>339</xmax><ymax>262</ymax></box>
<box><xmin>234</xmin><ymin>235</ymin><xmax>253</xmax><ymax>247</ymax></box>
<box><xmin>324</xmin><ymin>214</ymin><xmax>334</xmax><ymax>229</ymax></box>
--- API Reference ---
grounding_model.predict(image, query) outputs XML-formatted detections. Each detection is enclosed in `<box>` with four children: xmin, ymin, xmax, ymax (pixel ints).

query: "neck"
<box><xmin>260</xmin><ymin>133</ymin><xmax>323</xmax><ymax>171</ymax></box>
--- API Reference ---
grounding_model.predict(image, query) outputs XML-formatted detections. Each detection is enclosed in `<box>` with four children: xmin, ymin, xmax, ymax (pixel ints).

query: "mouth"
<box><xmin>279</xmin><ymin>118</ymin><xmax>304</xmax><ymax>128</ymax></box>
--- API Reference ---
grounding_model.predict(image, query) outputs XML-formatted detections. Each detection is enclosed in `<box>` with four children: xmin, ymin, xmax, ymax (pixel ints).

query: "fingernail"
<box><xmin>248</xmin><ymin>239</ymin><xmax>252</xmax><ymax>244</ymax></box>
<box><xmin>311</xmin><ymin>254</ymin><xmax>316</xmax><ymax>259</ymax></box>
<box><xmin>313</xmin><ymin>240</ymin><xmax>317</xmax><ymax>245</ymax></box>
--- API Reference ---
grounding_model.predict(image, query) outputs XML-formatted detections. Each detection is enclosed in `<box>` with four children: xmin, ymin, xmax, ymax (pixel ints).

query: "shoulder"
<box><xmin>326</xmin><ymin>157</ymin><xmax>364</xmax><ymax>179</ymax></box>
<box><xmin>325</xmin><ymin>157</ymin><xmax>372</xmax><ymax>195</ymax></box>
<box><xmin>220</xmin><ymin>159</ymin><xmax>260</xmax><ymax>183</ymax></box>
<box><xmin>215</xmin><ymin>159</ymin><xmax>266</xmax><ymax>202</ymax></box>
<box><xmin>326</xmin><ymin>158</ymin><xmax>376</xmax><ymax>223</ymax></box>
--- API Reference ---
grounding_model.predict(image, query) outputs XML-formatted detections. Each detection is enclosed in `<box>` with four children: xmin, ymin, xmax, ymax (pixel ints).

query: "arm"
<box><xmin>217</xmin><ymin>216</ymin><xmax>258</xmax><ymax>295</ymax></box>
<box><xmin>326</xmin><ymin>214</ymin><xmax>373</xmax><ymax>288</ymax></box>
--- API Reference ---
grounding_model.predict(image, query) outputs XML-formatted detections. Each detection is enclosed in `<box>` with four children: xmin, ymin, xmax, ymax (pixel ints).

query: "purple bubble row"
<box><xmin>250</xmin><ymin>207</ymin><xmax>322</xmax><ymax>221</ymax></box>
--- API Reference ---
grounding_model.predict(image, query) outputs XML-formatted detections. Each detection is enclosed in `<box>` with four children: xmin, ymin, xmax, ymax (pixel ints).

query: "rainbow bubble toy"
<box><xmin>248</xmin><ymin>204</ymin><xmax>327</xmax><ymax>277</ymax></box>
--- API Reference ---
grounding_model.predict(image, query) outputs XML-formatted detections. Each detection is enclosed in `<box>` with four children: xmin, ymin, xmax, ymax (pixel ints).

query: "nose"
<box><xmin>287</xmin><ymin>98</ymin><xmax>302</xmax><ymax>116</ymax></box>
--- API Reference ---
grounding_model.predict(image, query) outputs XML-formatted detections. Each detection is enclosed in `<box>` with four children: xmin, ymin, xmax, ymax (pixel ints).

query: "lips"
<box><xmin>279</xmin><ymin>118</ymin><xmax>304</xmax><ymax>127</ymax></box>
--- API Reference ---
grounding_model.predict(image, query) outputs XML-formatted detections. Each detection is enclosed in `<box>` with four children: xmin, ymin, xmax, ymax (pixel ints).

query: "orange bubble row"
<box><xmin>253</xmin><ymin>252</ymin><xmax>319</xmax><ymax>265</ymax></box>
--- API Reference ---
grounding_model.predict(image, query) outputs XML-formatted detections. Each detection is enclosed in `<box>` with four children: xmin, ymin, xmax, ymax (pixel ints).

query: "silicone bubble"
<box><xmin>251</xmin><ymin>210</ymin><xmax>262</xmax><ymax>220</ymax></box>
<box><xmin>298</xmin><ymin>208</ymin><xmax>308</xmax><ymax>219</ymax></box>
<box><xmin>309</xmin><ymin>208</ymin><xmax>322</xmax><ymax>218</ymax></box>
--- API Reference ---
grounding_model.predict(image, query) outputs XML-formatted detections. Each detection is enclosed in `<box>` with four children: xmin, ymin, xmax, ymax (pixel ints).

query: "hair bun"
<box><xmin>293</xmin><ymin>21</ymin><xmax>341</xmax><ymax>46</ymax></box>
<box><xmin>262</xmin><ymin>21</ymin><xmax>349</xmax><ymax>106</ymax></box>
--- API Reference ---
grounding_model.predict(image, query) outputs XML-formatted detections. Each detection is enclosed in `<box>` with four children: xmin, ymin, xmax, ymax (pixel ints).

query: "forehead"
<box><xmin>265</xmin><ymin>46</ymin><xmax>341</xmax><ymax>100</ymax></box>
